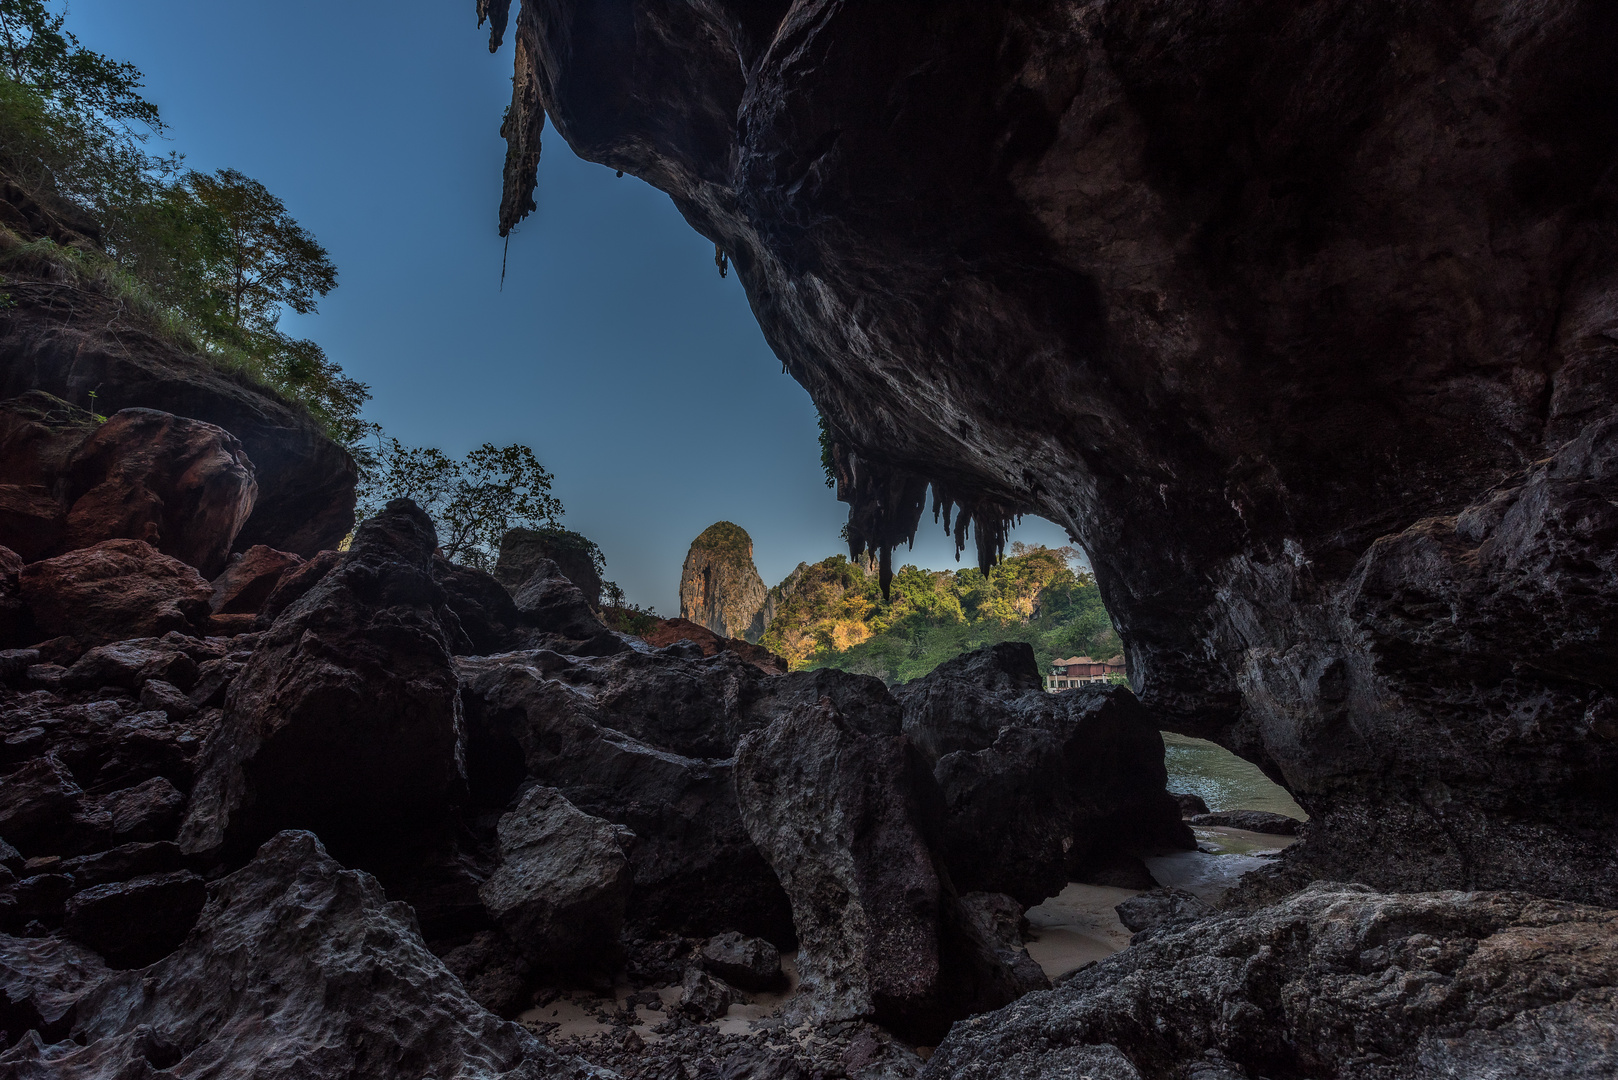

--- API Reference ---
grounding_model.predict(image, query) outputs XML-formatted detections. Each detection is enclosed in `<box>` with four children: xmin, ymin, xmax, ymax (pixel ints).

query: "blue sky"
<box><xmin>72</xmin><ymin>0</ymin><xmax>1073</xmax><ymax>613</ymax></box>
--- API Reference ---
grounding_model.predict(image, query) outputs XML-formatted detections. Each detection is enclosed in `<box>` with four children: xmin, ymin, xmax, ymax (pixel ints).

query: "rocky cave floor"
<box><xmin>0</xmin><ymin>481</ymin><xmax>1612</xmax><ymax>1080</ymax></box>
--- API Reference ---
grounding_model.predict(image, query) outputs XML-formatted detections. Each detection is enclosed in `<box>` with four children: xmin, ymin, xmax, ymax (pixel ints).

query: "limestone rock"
<box><xmin>733</xmin><ymin>700</ymin><xmax>1026</xmax><ymax>1041</ymax></box>
<box><xmin>253</xmin><ymin>547</ymin><xmax>340</xmax><ymax>625</ymax></box>
<box><xmin>955</xmin><ymin>892</ymin><xmax>1050</xmax><ymax>1000</ymax></box>
<box><xmin>925</xmin><ymin>883</ymin><xmax>1618</xmax><ymax>1080</ymax></box>
<box><xmin>0</xmin><ymin>932</ymin><xmax>109</xmax><ymax>1044</ymax></box>
<box><xmin>495</xmin><ymin>526</ymin><xmax>603</xmax><ymax>607</ymax></box>
<box><xmin>477</xmin><ymin>786</ymin><xmax>631</xmax><ymax>975</ymax></box>
<box><xmin>700</xmin><ymin>932</ymin><xmax>782</xmax><ymax>993</ymax></box>
<box><xmin>510</xmin><ymin>558</ymin><xmax>622</xmax><ymax>655</ymax></box>
<box><xmin>476</xmin><ymin>0</ymin><xmax>1618</xmax><ymax>903</ymax></box>
<box><xmin>18</xmin><ymin>540</ymin><xmax>212</xmax><ymax>645</ymax></box>
<box><xmin>62</xmin><ymin>870</ymin><xmax>207</xmax><ymax>968</ymax></box>
<box><xmin>436</xmin><ymin>929</ymin><xmax>534</xmax><ymax>1019</ymax></box>
<box><xmin>179</xmin><ymin>500</ymin><xmax>463</xmax><ymax>861</ymax></box>
<box><xmin>903</xmin><ymin>652</ymin><xmax>1193</xmax><ymax>907</ymax></box>
<box><xmin>208</xmin><ymin>545</ymin><xmax>301</xmax><ymax>614</ymax></box>
<box><xmin>677</xmin><ymin>966</ymin><xmax>735</xmax><ymax>1021</ymax></box>
<box><xmin>679</xmin><ymin>522</ymin><xmax>768</xmax><ymax>642</ymax></box>
<box><xmin>457</xmin><ymin>650</ymin><xmax>794</xmax><ymax>943</ymax></box>
<box><xmin>58</xmin><ymin>408</ymin><xmax>257</xmax><ymax>577</ymax></box>
<box><xmin>1188</xmin><ymin>810</ymin><xmax>1300</xmax><ymax>836</ymax></box>
<box><xmin>1112</xmin><ymin>888</ymin><xmax>1213</xmax><ymax>935</ymax></box>
<box><xmin>0</xmin><ymin>830</ymin><xmax>584</xmax><ymax>1079</ymax></box>
<box><xmin>434</xmin><ymin>553</ymin><xmax>525</xmax><ymax>655</ymax></box>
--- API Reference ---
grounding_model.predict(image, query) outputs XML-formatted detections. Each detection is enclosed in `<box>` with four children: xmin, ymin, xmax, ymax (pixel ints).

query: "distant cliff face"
<box><xmin>679</xmin><ymin>522</ymin><xmax>768</xmax><ymax>641</ymax></box>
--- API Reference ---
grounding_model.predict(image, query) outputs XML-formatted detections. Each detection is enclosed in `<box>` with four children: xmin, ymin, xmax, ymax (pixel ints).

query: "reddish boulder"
<box><xmin>17</xmin><ymin>540</ymin><xmax>212</xmax><ymax>646</ymax></box>
<box><xmin>209</xmin><ymin>544</ymin><xmax>302</xmax><ymax>615</ymax></box>
<box><xmin>60</xmin><ymin>408</ymin><xmax>257</xmax><ymax>577</ymax></box>
<box><xmin>643</xmin><ymin>617</ymin><xmax>788</xmax><ymax>675</ymax></box>
<box><xmin>255</xmin><ymin>548</ymin><xmax>341</xmax><ymax>626</ymax></box>
<box><xmin>63</xmin><ymin>870</ymin><xmax>208</xmax><ymax>968</ymax></box>
<box><xmin>0</xmin><ymin>484</ymin><xmax>63</xmax><ymax>561</ymax></box>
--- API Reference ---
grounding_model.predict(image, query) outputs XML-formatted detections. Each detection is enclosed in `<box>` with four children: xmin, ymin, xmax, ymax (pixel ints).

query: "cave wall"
<box><xmin>479</xmin><ymin>0</ymin><xmax>1618</xmax><ymax>902</ymax></box>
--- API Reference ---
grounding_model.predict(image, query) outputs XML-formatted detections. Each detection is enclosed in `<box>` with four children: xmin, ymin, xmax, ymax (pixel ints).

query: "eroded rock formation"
<box><xmin>679</xmin><ymin>522</ymin><xmax>769</xmax><ymax>642</ymax></box>
<box><xmin>482</xmin><ymin>0</ymin><xmax>1618</xmax><ymax>904</ymax></box>
<box><xmin>924</xmin><ymin>882</ymin><xmax>1618</xmax><ymax>1080</ymax></box>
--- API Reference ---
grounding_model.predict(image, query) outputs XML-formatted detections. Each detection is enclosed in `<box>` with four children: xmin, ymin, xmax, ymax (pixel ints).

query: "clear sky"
<box><xmin>71</xmin><ymin>0</ymin><xmax>1073</xmax><ymax>613</ymax></box>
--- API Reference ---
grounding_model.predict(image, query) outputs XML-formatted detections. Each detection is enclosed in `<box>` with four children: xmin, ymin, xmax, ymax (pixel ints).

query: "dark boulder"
<box><xmin>457</xmin><ymin>651</ymin><xmax>794</xmax><ymax>943</ymax></box>
<box><xmin>0</xmin><ymin>545</ymin><xmax>30</xmax><ymax>648</ymax></box>
<box><xmin>926</xmin><ymin>884</ymin><xmax>1618</xmax><ymax>1080</ymax></box>
<box><xmin>477</xmin><ymin>785</ymin><xmax>631</xmax><ymax>976</ymax></box>
<box><xmin>1170</xmin><ymin>792</ymin><xmax>1210</xmax><ymax>818</ymax></box>
<box><xmin>0</xmin><ymin>931</ymin><xmax>109</xmax><ymax>1046</ymax></box>
<box><xmin>435</xmin><ymin>929</ymin><xmax>534</xmax><ymax>1019</ymax></box>
<box><xmin>208</xmin><ymin>545</ymin><xmax>302</xmax><ymax>615</ymax></box>
<box><xmin>0</xmin><ymin>292</ymin><xmax>357</xmax><ymax>556</ymax></box>
<box><xmin>0</xmin><ymin>392</ymin><xmax>94</xmax><ymax>561</ymax></box>
<box><xmin>908</xmin><ymin>662</ymin><xmax>1192</xmax><ymax>906</ymax></box>
<box><xmin>676</xmin><ymin>966</ymin><xmax>736</xmax><ymax>1022</ymax></box>
<box><xmin>63</xmin><ymin>870</ymin><xmax>207</xmax><ymax>968</ymax></box>
<box><xmin>1188</xmin><ymin>811</ymin><xmax>1300</xmax><ymax>836</ymax></box>
<box><xmin>495</xmin><ymin>526</ymin><xmax>603</xmax><ymax>607</ymax></box>
<box><xmin>5</xmin><ymin>830</ymin><xmax>582</xmax><ymax>1078</ymax></box>
<box><xmin>61</xmin><ymin>639</ymin><xmax>198</xmax><ymax>693</ymax></box>
<box><xmin>1113</xmin><ymin>888</ymin><xmax>1213</xmax><ymax>935</ymax></box>
<box><xmin>179</xmin><ymin>500</ymin><xmax>462</xmax><ymax>862</ymax></box>
<box><xmin>510</xmin><ymin>558</ymin><xmax>622</xmax><ymax>655</ymax></box>
<box><xmin>433</xmin><ymin>554</ymin><xmax>525</xmax><ymax>656</ymax></box>
<box><xmin>57</xmin><ymin>408</ymin><xmax>257</xmax><ymax>577</ymax></box>
<box><xmin>955</xmin><ymin>892</ymin><xmax>1049</xmax><ymax>1001</ymax></box>
<box><xmin>734</xmin><ymin>700</ymin><xmax>1029</xmax><ymax>1041</ymax></box>
<box><xmin>57</xmin><ymin>842</ymin><xmax>184</xmax><ymax>888</ymax></box>
<box><xmin>18</xmin><ymin>540</ymin><xmax>213</xmax><ymax>645</ymax></box>
<box><xmin>254</xmin><ymin>547</ymin><xmax>340</xmax><ymax>626</ymax></box>
<box><xmin>91</xmin><ymin>776</ymin><xmax>185</xmax><ymax>845</ymax></box>
<box><xmin>0</xmin><ymin>755</ymin><xmax>103</xmax><ymax>858</ymax></box>
<box><xmin>700</xmin><ymin>932</ymin><xmax>782</xmax><ymax>993</ymax></box>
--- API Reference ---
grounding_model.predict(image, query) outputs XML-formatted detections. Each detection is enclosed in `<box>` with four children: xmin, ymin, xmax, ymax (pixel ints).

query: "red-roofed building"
<box><xmin>1044</xmin><ymin>654</ymin><xmax>1126</xmax><ymax>692</ymax></box>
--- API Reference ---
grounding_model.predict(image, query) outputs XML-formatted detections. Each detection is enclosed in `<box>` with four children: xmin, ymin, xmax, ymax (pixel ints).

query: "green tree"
<box><xmin>357</xmin><ymin>439</ymin><xmax>565</xmax><ymax>571</ymax></box>
<box><xmin>0</xmin><ymin>0</ymin><xmax>160</xmax><ymax>131</ymax></box>
<box><xmin>184</xmin><ymin>168</ymin><xmax>336</xmax><ymax>335</ymax></box>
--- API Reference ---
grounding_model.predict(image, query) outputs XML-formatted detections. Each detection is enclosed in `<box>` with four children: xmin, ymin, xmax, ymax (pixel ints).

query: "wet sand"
<box><xmin>1025</xmin><ymin>829</ymin><xmax>1297</xmax><ymax>981</ymax></box>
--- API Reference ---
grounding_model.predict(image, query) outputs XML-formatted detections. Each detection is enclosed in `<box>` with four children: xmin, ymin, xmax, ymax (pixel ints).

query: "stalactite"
<box><xmin>476</xmin><ymin>0</ymin><xmax>513</xmax><ymax>52</ymax></box>
<box><xmin>498</xmin><ymin>7</ymin><xmax>544</xmax><ymax>237</ymax></box>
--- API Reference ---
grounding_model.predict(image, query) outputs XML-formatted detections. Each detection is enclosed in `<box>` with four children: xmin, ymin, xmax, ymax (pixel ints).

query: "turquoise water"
<box><xmin>1162</xmin><ymin>732</ymin><xmax>1308</xmax><ymax>820</ymax></box>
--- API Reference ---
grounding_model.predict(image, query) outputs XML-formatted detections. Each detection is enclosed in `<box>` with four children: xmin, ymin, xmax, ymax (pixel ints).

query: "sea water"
<box><xmin>1162</xmin><ymin>732</ymin><xmax>1307</xmax><ymax>820</ymax></box>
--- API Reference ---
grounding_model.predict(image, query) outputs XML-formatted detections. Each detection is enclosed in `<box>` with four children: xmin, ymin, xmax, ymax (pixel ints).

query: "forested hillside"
<box><xmin>760</xmin><ymin>543</ymin><xmax>1122</xmax><ymax>684</ymax></box>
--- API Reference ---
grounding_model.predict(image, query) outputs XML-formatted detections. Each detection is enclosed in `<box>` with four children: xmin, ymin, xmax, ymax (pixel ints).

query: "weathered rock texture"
<box><xmin>56</xmin><ymin>408</ymin><xmax>257</xmax><ymax>577</ymax></box>
<box><xmin>18</xmin><ymin>540</ymin><xmax>213</xmax><ymax>645</ymax></box>
<box><xmin>0</xmin><ymin>271</ymin><xmax>356</xmax><ymax>555</ymax></box>
<box><xmin>925</xmin><ymin>882</ymin><xmax>1618</xmax><ymax>1080</ymax></box>
<box><xmin>679</xmin><ymin>522</ymin><xmax>769</xmax><ymax>642</ymax></box>
<box><xmin>733</xmin><ymin>700</ymin><xmax>1029</xmax><ymax>1041</ymax></box>
<box><xmin>180</xmin><ymin>500</ymin><xmax>463</xmax><ymax>861</ymax></box>
<box><xmin>641</xmin><ymin>617</ymin><xmax>788</xmax><ymax>675</ymax></box>
<box><xmin>478</xmin><ymin>785</ymin><xmax>631</xmax><ymax>974</ymax></box>
<box><xmin>481</xmin><ymin>0</ymin><xmax>1618</xmax><ymax>904</ymax></box>
<box><xmin>495</xmin><ymin>526</ymin><xmax>603</xmax><ymax>607</ymax></box>
<box><xmin>0</xmin><ymin>831</ymin><xmax>585</xmax><ymax>1079</ymax></box>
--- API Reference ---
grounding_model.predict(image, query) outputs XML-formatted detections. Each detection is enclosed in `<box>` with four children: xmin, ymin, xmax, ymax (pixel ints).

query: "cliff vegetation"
<box><xmin>761</xmin><ymin>543</ymin><xmax>1120</xmax><ymax>683</ymax></box>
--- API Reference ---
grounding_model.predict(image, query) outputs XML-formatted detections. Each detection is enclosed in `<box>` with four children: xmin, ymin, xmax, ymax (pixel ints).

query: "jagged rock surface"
<box><xmin>208</xmin><ymin>545</ymin><xmax>302</xmax><ymax>615</ymax></box>
<box><xmin>478</xmin><ymin>786</ymin><xmax>631</xmax><ymax>975</ymax></box>
<box><xmin>481</xmin><ymin>0</ymin><xmax>1618</xmax><ymax>903</ymax></box>
<box><xmin>900</xmin><ymin>650</ymin><xmax>1191</xmax><ymax>906</ymax></box>
<box><xmin>0</xmin><ymin>831</ymin><xmax>590</xmax><ymax>1079</ymax></box>
<box><xmin>925</xmin><ymin>883</ymin><xmax>1618</xmax><ymax>1080</ymax></box>
<box><xmin>679</xmin><ymin>522</ymin><xmax>769</xmax><ymax>642</ymax></box>
<box><xmin>456</xmin><ymin>648</ymin><xmax>796</xmax><ymax>943</ymax></box>
<box><xmin>733</xmin><ymin>700</ymin><xmax>1026</xmax><ymax>1042</ymax></box>
<box><xmin>495</xmin><ymin>526</ymin><xmax>603</xmax><ymax>607</ymax></box>
<box><xmin>179</xmin><ymin>500</ymin><xmax>463</xmax><ymax>862</ymax></box>
<box><xmin>18</xmin><ymin>540</ymin><xmax>213</xmax><ymax>646</ymax></box>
